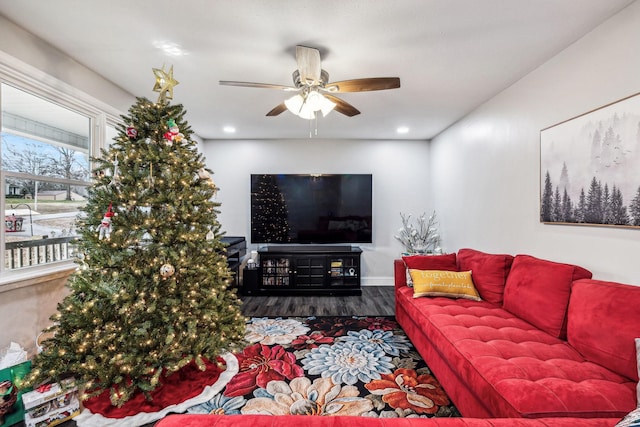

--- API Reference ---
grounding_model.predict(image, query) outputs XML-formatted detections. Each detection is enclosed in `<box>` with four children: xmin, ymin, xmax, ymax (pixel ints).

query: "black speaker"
<box><xmin>242</xmin><ymin>268</ymin><xmax>259</xmax><ymax>295</ymax></box>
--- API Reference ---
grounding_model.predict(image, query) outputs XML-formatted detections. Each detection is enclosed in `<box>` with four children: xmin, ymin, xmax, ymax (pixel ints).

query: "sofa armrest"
<box><xmin>394</xmin><ymin>259</ymin><xmax>407</xmax><ymax>290</ymax></box>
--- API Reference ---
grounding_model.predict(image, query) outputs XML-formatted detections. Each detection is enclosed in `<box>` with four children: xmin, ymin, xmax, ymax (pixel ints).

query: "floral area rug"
<box><xmin>186</xmin><ymin>316</ymin><xmax>460</xmax><ymax>419</ymax></box>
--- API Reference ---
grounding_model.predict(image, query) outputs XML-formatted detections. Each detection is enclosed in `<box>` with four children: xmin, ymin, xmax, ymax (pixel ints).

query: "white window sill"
<box><xmin>0</xmin><ymin>262</ymin><xmax>75</xmax><ymax>294</ymax></box>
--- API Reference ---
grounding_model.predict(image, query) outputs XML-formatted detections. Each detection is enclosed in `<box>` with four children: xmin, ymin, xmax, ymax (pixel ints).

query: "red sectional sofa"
<box><xmin>394</xmin><ymin>249</ymin><xmax>639</xmax><ymax>423</ymax></box>
<box><xmin>156</xmin><ymin>248</ymin><xmax>636</xmax><ymax>427</ymax></box>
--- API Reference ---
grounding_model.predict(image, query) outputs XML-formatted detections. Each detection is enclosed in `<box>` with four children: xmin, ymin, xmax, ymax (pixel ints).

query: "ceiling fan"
<box><xmin>219</xmin><ymin>45</ymin><xmax>400</xmax><ymax>119</ymax></box>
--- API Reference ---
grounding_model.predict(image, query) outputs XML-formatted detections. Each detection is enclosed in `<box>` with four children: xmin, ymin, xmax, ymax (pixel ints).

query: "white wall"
<box><xmin>430</xmin><ymin>1</ymin><xmax>640</xmax><ymax>284</ymax></box>
<box><xmin>201</xmin><ymin>138</ymin><xmax>431</xmax><ymax>284</ymax></box>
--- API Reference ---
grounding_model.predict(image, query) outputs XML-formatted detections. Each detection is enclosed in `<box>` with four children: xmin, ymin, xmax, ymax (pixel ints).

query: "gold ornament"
<box><xmin>160</xmin><ymin>263</ymin><xmax>175</xmax><ymax>278</ymax></box>
<box><xmin>152</xmin><ymin>65</ymin><xmax>179</xmax><ymax>102</ymax></box>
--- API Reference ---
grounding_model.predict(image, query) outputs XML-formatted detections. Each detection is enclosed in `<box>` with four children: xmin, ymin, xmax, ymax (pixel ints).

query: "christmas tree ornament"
<box><xmin>126</xmin><ymin>127</ymin><xmax>138</xmax><ymax>139</ymax></box>
<box><xmin>197</xmin><ymin>168</ymin><xmax>211</xmax><ymax>180</ymax></box>
<box><xmin>163</xmin><ymin>132</ymin><xmax>174</xmax><ymax>146</ymax></box>
<box><xmin>148</xmin><ymin>163</ymin><xmax>155</xmax><ymax>189</ymax></box>
<box><xmin>152</xmin><ymin>65</ymin><xmax>179</xmax><ymax>102</ymax></box>
<box><xmin>205</xmin><ymin>229</ymin><xmax>215</xmax><ymax>240</ymax></box>
<box><xmin>97</xmin><ymin>203</ymin><xmax>115</xmax><ymax>240</ymax></box>
<box><xmin>167</xmin><ymin>121</ymin><xmax>184</xmax><ymax>144</ymax></box>
<box><xmin>159</xmin><ymin>263</ymin><xmax>175</xmax><ymax>278</ymax></box>
<box><xmin>139</xmin><ymin>231</ymin><xmax>153</xmax><ymax>247</ymax></box>
<box><xmin>109</xmin><ymin>159</ymin><xmax>121</xmax><ymax>187</ymax></box>
<box><xmin>198</xmin><ymin>168</ymin><xmax>216</xmax><ymax>192</ymax></box>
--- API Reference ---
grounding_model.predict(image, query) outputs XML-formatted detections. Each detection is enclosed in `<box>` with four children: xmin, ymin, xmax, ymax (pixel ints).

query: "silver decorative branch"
<box><xmin>394</xmin><ymin>211</ymin><xmax>442</xmax><ymax>254</ymax></box>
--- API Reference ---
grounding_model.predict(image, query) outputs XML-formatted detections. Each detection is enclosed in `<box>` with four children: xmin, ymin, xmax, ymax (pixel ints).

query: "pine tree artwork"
<box><xmin>23</xmin><ymin>68</ymin><xmax>246</xmax><ymax>407</ymax></box>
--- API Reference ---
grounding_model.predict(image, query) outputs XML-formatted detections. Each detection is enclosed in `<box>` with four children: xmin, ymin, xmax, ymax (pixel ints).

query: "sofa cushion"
<box><xmin>411</xmin><ymin>270</ymin><xmax>481</xmax><ymax>301</ymax></box>
<box><xmin>402</xmin><ymin>253</ymin><xmax>457</xmax><ymax>271</ymax></box>
<box><xmin>457</xmin><ymin>248</ymin><xmax>514</xmax><ymax>304</ymax></box>
<box><xmin>402</xmin><ymin>253</ymin><xmax>458</xmax><ymax>287</ymax></box>
<box><xmin>568</xmin><ymin>279</ymin><xmax>640</xmax><ymax>382</ymax></box>
<box><xmin>503</xmin><ymin>255</ymin><xmax>591</xmax><ymax>339</ymax></box>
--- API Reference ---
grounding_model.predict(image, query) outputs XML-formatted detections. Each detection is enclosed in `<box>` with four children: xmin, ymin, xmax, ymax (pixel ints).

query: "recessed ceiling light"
<box><xmin>396</xmin><ymin>126</ymin><xmax>410</xmax><ymax>134</ymax></box>
<box><xmin>223</xmin><ymin>126</ymin><xmax>236</xmax><ymax>134</ymax></box>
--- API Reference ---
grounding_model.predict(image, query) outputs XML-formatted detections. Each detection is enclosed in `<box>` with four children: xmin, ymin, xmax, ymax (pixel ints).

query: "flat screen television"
<box><xmin>251</xmin><ymin>174</ymin><xmax>373</xmax><ymax>244</ymax></box>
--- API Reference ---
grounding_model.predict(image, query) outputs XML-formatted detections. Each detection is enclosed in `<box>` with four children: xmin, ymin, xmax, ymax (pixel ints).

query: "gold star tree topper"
<box><xmin>152</xmin><ymin>65</ymin><xmax>179</xmax><ymax>102</ymax></box>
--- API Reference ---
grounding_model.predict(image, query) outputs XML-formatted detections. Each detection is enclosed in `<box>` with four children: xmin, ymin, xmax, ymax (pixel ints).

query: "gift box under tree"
<box><xmin>0</xmin><ymin>361</ymin><xmax>31</xmax><ymax>427</ymax></box>
<box><xmin>21</xmin><ymin>378</ymin><xmax>79</xmax><ymax>427</ymax></box>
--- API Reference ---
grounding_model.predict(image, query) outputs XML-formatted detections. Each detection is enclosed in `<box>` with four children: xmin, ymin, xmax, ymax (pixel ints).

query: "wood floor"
<box><xmin>240</xmin><ymin>285</ymin><xmax>396</xmax><ymax>317</ymax></box>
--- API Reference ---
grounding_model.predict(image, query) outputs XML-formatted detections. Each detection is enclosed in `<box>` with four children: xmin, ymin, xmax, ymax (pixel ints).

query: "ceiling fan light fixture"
<box><xmin>284</xmin><ymin>94</ymin><xmax>304</xmax><ymax>115</ymax></box>
<box><xmin>318</xmin><ymin>93</ymin><xmax>336</xmax><ymax>117</ymax></box>
<box><xmin>285</xmin><ymin>91</ymin><xmax>336</xmax><ymax>119</ymax></box>
<box><xmin>298</xmin><ymin>107</ymin><xmax>317</xmax><ymax>120</ymax></box>
<box><xmin>284</xmin><ymin>93</ymin><xmax>314</xmax><ymax>119</ymax></box>
<box><xmin>305</xmin><ymin>91</ymin><xmax>323</xmax><ymax>111</ymax></box>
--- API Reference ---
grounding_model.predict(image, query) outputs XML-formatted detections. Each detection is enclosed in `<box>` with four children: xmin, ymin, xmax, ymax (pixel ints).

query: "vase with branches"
<box><xmin>394</xmin><ymin>211</ymin><xmax>442</xmax><ymax>254</ymax></box>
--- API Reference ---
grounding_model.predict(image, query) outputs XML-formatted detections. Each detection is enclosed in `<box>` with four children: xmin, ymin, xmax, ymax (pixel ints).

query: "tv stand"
<box><xmin>261</xmin><ymin>245</ymin><xmax>355</xmax><ymax>253</ymax></box>
<box><xmin>242</xmin><ymin>246</ymin><xmax>362</xmax><ymax>296</ymax></box>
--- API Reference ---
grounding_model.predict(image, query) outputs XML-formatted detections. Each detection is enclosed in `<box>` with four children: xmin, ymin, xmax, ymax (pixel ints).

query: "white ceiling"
<box><xmin>0</xmin><ymin>0</ymin><xmax>635</xmax><ymax>141</ymax></box>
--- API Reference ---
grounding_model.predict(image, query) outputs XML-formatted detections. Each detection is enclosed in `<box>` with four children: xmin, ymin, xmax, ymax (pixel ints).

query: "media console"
<box><xmin>242</xmin><ymin>245</ymin><xmax>362</xmax><ymax>296</ymax></box>
<box><xmin>220</xmin><ymin>236</ymin><xmax>246</xmax><ymax>289</ymax></box>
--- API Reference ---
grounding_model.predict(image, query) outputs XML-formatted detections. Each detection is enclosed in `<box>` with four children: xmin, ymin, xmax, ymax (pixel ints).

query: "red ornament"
<box><xmin>163</xmin><ymin>132</ymin><xmax>174</xmax><ymax>141</ymax></box>
<box><xmin>36</xmin><ymin>383</ymin><xmax>53</xmax><ymax>393</ymax></box>
<box><xmin>126</xmin><ymin>127</ymin><xmax>138</xmax><ymax>139</ymax></box>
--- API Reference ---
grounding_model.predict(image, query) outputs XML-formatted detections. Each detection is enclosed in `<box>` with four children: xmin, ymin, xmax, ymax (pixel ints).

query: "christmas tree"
<box><xmin>251</xmin><ymin>174</ymin><xmax>291</xmax><ymax>242</ymax></box>
<box><xmin>23</xmin><ymin>67</ymin><xmax>246</xmax><ymax>406</ymax></box>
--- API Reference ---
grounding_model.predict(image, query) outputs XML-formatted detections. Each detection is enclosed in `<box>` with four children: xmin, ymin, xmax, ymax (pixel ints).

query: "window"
<box><xmin>1</xmin><ymin>83</ymin><xmax>92</xmax><ymax>272</ymax></box>
<box><xmin>0</xmin><ymin>74</ymin><xmax>121</xmax><ymax>281</ymax></box>
<box><xmin>105</xmin><ymin>123</ymin><xmax>119</xmax><ymax>150</ymax></box>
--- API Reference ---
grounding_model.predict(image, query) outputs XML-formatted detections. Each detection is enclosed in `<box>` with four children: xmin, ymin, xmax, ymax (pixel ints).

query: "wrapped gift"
<box><xmin>22</xmin><ymin>378</ymin><xmax>79</xmax><ymax>427</ymax></box>
<box><xmin>0</xmin><ymin>360</ymin><xmax>31</xmax><ymax>427</ymax></box>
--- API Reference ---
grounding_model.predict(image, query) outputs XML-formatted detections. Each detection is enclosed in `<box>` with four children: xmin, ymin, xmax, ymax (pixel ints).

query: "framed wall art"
<box><xmin>540</xmin><ymin>92</ymin><xmax>640</xmax><ymax>228</ymax></box>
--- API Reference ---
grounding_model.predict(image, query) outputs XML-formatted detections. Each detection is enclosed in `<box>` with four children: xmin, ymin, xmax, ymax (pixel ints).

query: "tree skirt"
<box><xmin>74</xmin><ymin>352</ymin><xmax>238</xmax><ymax>427</ymax></box>
<box><xmin>185</xmin><ymin>316</ymin><xmax>460</xmax><ymax>419</ymax></box>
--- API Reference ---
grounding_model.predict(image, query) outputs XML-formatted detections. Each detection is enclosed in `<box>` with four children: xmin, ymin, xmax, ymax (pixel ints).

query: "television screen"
<box><xmin>251</xmin><ymin>174</ymin><xmax>373</xmax><ymax>244</ymax></box>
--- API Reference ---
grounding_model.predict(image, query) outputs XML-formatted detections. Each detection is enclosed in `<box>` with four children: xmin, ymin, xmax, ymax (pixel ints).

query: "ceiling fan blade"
<box><xmin>219</xmin><ymin>80</ymin><xmax>298</xmax><ymax>91</ymax></box>
<box><xmin>324</xmin><ymin>77</ymin><xmax>401</xmax><ymax>93</ymax></box>
<box><xmin>296</xmin><ymin>45</ymin><xmax>321</xmax><ymax>85</ymax></box>
<box><xmin>266</xmin><ymin>102</ymin><xmax>288</xmax><ymax>117</ymax></box>
<box><xmin>323</xmin><ymin>94</ymin><xmax>361</xmax><ymax>117</ymax></box>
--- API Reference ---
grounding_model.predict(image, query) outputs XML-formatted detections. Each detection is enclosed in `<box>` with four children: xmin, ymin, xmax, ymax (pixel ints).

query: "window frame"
<box><xmin>0</xmin><ymin>53</ymin><xmax>123</xmax><ymax>290</ymax></box>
